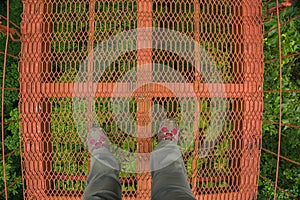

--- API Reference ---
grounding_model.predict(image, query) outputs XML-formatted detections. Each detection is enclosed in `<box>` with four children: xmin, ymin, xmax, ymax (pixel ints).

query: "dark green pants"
<box><xmin>83</xmin><ymin>141</ymin><xmax>195</xmax><ymax>200</ymax></box>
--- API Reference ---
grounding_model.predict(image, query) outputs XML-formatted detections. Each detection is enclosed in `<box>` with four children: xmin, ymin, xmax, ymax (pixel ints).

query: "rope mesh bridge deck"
<box><xmin>18</xmin><ymin>0</ymin><xmax>263</xmax><ymax>199</ymax></box>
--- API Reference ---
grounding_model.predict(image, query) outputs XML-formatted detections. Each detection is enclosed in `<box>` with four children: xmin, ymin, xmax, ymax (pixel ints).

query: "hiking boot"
<box><xmin>158</xmin><ymin>119</ymin><xmax>180</xmax><ymax>143</ymax></box>
<box><xmin>87</xmin><ymin>126</ymin><xmax>110</xmax><ymax>153</ymax></box>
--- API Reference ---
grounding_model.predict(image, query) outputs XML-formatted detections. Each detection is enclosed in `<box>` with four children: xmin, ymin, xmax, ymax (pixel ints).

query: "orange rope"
<box><xmin>264</xmin><ymin>14</ymin><xmax>300</xmax><ymax>35</ymax></box>
<box><xmin>274</xmin><ymin>0</ymin><xmax>283</xmax><ymax>198</ymax></box>
<box><xmin>0</xmin><ymin>149</ymin><xmax>19</xmax><ymax>161</ymax></box>
<box><xmin>265</xmin><ymin>51</ymin><xmax>300</xmax><ymax>63</ymax></box>
<box><xmin>260</xmin><ymin>175</ymin><xmax>298</xmax><ymax>199</ymax></box>
<box><xmin>0</xmin><ymin>52</ymin><xmax>19</xmax><ymax>59</ymax></box>
<box><xmin>262</xmin><ymin>148</ymin><xmax>300</xmax><ymax>167</ymax></box>
<box><xmin>1</xmin><ymin>0</ymin><xmax>10</xmax><ymax>199</ymax></box>
<box><xmin>263</xmin><ymin>119</ymin><xmax>300</xmax><ymax>129</ymax></box>
<box><xmin>0</xmin><ymin>177</ymin><xmax>22</xmax><ymax>196</ymax></box>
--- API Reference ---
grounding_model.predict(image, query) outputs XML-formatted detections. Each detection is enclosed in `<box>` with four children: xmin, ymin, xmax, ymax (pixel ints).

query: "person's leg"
<box><xmin>83</xmin><ymin>127</ymin><xmax>122</xmax><ymax>200</ymax></box>
<box><xmin>150</xmin><ymin>120</ymin><xmax>195</xmax><ymax>200</ymax></box>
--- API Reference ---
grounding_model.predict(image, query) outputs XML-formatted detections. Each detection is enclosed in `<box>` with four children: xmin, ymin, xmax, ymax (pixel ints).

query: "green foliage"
<box><xmin>0</xmin><ymin>108</ymin><xmax>22</xmax><ymax>200</ymax></box>
<box><xmin>258</xmin><ymin>1</ymin><xmax>300</xmax><ymax>199</ymax></box>
<box><xmin>0</xmin><ymin>0</ymin><xmax>23</xmax><ymax>199</ymax></box>
<box><xmin>0</xmin><ymin>0</ymin><xmax>299</xmax><ymax>199</ymax></box>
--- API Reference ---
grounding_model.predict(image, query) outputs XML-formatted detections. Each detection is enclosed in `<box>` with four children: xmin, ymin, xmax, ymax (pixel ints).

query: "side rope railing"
<box><xmin>1</xmin><ymin>1</ymin><xmax>22</xmax><ymax>199</ymax></box>
<box><xmin>261</xmin><ymin>0</ymin><xmax>300</xmax><ymax>199</ymax></box>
